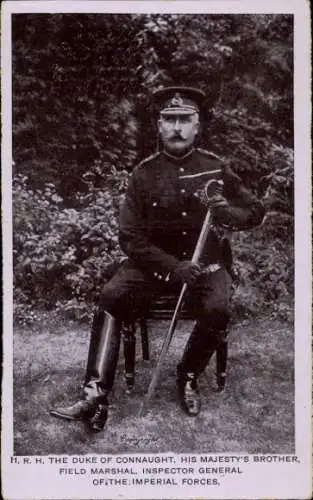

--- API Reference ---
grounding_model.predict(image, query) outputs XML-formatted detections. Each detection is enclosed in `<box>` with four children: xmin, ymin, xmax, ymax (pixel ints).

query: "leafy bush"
<box><xmin>231</xmin><ymin>212</ymin><xmax>293</xmax><ymax>322</ymax></box>
<box><xmin>13</xmin><ymin>169</ymin><xmax>128</xmax><ymax>318</ymax></box>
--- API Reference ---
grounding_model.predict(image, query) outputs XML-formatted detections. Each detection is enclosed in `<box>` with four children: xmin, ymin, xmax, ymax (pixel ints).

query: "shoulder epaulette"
<box><xmin>138</xmin><ymin>152</ymin><xmax>161</xmax><ymax>168</ymax></box>
<box><xmin>196</xmin><ymin>148</ymin><xmax>222</xmax><ymax>161</ymax></box>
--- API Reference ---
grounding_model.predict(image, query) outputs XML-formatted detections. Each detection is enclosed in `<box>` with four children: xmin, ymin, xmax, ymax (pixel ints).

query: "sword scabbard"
<box><xmin>139</xmin><ymin>208</ymin><xmax>213</xmax><ymax>416</ymax></box>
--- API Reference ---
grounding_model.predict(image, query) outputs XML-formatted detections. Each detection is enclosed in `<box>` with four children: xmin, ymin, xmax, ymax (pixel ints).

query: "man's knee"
<box><xmin>201</xmin><ymin>307</ymin><xmax>230</xmax><ymax>332</ymax></box>
<box><xmin>97</xmin><ymin>261</ymin><xmax>150</xmax><ymax>318</ymax></box>
<box><xmin>96</xmin><ymin>281</ymin><xmax>120</xmax><ymax>312</ymax></box>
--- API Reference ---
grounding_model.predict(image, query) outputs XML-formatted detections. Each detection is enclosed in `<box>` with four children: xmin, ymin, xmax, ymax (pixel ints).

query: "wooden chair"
<box><xmin>121</xmin><ymin>293</ymin><xmax>228</xmax><ymax>394</ymax></box>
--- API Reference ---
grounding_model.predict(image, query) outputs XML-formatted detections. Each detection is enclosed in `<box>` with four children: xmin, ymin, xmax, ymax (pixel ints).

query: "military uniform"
<box><xmin>51</xmin><ymin>86</ymin><xmax>264</xmax><ymax>430</ymax></box>
<box><xmin>101</xmin><ymin>147</ymin><xmax>263</xmax><ymax>317</ymax></box>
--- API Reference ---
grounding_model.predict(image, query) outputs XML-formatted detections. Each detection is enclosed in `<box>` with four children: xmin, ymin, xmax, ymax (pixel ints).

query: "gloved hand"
<box><xmin>171</xmin><ymin>260</ymin><xmax>201</xmax><ymax>286</ymax></box>
<box><xmin>205</xmin><ymin>179</ymin><xmax>228</xmax><ymax>208</ymax></box>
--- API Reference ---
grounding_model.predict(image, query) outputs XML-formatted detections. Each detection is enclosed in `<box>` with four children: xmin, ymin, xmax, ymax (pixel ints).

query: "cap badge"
<box><xmin>171</xmin><ymin>93</ymin><xmax>183</xmax><ymax>107</ymax></box>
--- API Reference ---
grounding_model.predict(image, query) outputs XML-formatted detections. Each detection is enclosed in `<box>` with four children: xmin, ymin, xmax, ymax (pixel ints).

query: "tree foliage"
<box><xmin>12</xmin><ymin>13</ymin><xmax>294</xmax><ymax>320</ymax></box>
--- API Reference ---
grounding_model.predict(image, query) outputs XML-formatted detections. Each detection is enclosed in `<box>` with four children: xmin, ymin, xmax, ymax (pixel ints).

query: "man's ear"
<box><xmin>194</xmin><ymin>120</ymin><xmax>200</xmax><ymax>136</ymax></box>
<box><xmin>157</xmin><ymin>118</ymin><xmax>162</xmax><ymax>134</ymax></box>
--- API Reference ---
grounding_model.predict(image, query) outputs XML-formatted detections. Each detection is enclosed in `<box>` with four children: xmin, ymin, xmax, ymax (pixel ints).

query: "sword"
<box><xmin>139</xmin><ymin>202</ymin><xmax>215</xmax><ymax>416</ymax></box>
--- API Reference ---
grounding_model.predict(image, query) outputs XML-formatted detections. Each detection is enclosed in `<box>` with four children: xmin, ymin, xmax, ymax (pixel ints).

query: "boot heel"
<box><xmin>88</xmin><ymin>402</ymin><xmax>108</xmax><ymax>432</ymax></box>
<box><xmin>177</xmin><ymin>372</ymin><xmax>201</xmax><ymax>416</ymax></box>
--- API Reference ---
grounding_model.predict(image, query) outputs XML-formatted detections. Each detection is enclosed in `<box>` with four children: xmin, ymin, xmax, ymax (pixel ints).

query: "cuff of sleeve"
<box><xmin>212</xmin><ymin>199</ymin><xmax>228</xmax><ymax>208</ymax></box>
<box><xmin>156</xmin><ymin>255</ymin><xmax>179</xmax><ymax>282</ymax></box>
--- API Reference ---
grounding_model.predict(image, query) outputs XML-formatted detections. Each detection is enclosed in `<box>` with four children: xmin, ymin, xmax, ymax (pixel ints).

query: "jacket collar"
<box><xmin>162</xmin><ymin>148</ymin><xmax>195</xmax><ymax>164</ymax></box>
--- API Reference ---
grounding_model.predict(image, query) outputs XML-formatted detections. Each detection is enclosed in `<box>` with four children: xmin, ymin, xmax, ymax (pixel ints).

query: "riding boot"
<box><xmin>177</xmin><ymin>322</ymin><xmax>226</xmax><ymax>416</ymax></box>
<box><xmin>50</xmin><ymin>309</ymin><xmax>120</xmax><ymax>432</ymax></box>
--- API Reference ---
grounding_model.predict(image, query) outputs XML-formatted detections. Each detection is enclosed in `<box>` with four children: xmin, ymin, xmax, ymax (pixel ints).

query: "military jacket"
<box><xmin>119</xmin><ymin>148</ymin><xmax>264</xmax><ymax>280</ymax></box>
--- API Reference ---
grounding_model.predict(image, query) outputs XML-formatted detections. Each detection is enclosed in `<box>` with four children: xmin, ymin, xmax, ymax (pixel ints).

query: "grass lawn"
<box><xmin>13</xmin><ymin>313</ymin><xmax>294</xmax><ymax>455</ymax></box>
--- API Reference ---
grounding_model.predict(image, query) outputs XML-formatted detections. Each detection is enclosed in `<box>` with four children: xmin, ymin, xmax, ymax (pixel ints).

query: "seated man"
<box><xmin>51</xmin><ymin>86</ymin><xmax>264</xmax><ymax>432</ymax></box>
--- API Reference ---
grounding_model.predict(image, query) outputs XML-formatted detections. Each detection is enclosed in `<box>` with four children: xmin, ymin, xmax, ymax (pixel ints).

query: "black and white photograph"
<box><xmin>1</xmin><ymin>1</ymin><xmax>311</xmax><ymax>499</ymax></box>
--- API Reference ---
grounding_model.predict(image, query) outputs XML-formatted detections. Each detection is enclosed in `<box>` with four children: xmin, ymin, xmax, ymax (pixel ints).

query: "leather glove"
<box><xmin>205</xmin><ymin>179</ymin><xmax>228</xmax><ymax>208</ymax></box>
<box><xmin>171</xmin><ymin>260</ymin><xmax>201</xmax><ymax>286</ymax></box>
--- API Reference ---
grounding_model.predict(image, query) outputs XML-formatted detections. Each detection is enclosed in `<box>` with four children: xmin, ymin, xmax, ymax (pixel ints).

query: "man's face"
<box><xmin>158</xmin><ymin>113</ymin><xmax>199</xmax><ymax>155</ymax></box>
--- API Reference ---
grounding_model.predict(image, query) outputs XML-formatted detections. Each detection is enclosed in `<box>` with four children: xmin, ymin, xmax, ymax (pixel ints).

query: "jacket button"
<box><xmin>182</xmin><ymin>212</ymin><xmax>187</xmax><ymax>217</ymax></box>
<box><xmin>152</xmin><ymin>202</ymin><xmax>157</xmax><ymax>207</ymax></box>
<box><xmin>182</xmin><ymin>231</ymin><xmax>187</xmax><ymax>236</ymax></box>
<box><xmin>179</xmin><ymin>167</ymin><xmax>185</xmax><ymax>173</ymax></box>
<box><xmin>180</xmin><ymin>189</ymin><xmax>186</xmax><ymax>194</ymax></box>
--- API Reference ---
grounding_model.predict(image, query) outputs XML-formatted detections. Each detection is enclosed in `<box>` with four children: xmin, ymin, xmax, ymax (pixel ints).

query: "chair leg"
<box><xmin>122</xmin><ymin>322</ymin><xmax>136</xmax><ymax>393</ymax></box>
<box><xmin>216</xmin><ymin>339</ymin><xmax>228</xmax><ymax>392</ymax></box>
<box><xmin>139</xmin><ymin>317</ymin><xmax>150</xmax><ymax>361</ymax></box>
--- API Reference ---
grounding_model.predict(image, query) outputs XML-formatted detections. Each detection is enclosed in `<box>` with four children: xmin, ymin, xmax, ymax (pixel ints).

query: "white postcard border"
<box><xmin>1</xmin><ymin>1</ymin><xmax>311</xmax><ymax>499</ymax></box>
